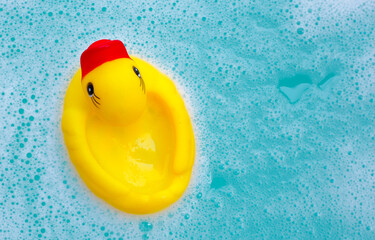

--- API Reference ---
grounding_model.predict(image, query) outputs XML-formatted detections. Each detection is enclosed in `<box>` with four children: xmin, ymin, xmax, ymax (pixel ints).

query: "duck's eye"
<box><xmin>133</xmin><ymin>66</ymin><xmax>141</xmax><ymax>78</ymax></box>
<box><xmin>87</xmin><ymin>82</ymin><xmax>94</xmax><ymax>97</ymax></box>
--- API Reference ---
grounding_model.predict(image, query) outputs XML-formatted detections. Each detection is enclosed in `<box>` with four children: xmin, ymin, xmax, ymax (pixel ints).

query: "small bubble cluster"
<box><xmin>0</xmin><ymin>0</ymin><xmax>375</xmax><ymax>239</ymax></box>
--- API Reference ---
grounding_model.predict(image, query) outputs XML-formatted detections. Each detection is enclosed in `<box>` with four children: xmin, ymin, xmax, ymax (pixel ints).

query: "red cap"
<box><xmin>80</xmin><ymin>39</ymin><xmax>131</xmax><ymax>79</ymax></box>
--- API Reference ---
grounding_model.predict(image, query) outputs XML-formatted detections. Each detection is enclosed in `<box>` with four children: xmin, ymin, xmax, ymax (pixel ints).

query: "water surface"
<box><xmin>1</xmin><ymin>0</ymin><xmax>375</xmax><ymax>239</ymax></box>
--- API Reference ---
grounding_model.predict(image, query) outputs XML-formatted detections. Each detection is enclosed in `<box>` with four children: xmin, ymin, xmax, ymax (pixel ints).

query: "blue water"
<box><xmin>1</xmin><ymin>0</ymin><xmax>375</xmax><ymax>239</ymax></box>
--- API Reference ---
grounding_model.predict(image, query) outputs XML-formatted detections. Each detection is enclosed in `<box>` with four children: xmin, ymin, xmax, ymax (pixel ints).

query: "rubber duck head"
<box><xmin>80</xmin><ymin>39</ymin><xmax>146</xmax><ymax>125</ymax></box>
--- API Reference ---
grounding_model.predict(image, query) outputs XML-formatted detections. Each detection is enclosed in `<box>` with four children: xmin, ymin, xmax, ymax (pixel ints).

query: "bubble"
<box><xmin>297</xmin><ymin>27</ymin><xmax>304</xmax><ymax>34</ymax></box>
<box><xmin>278</xmin><ymin>74</ymin><xmax>312</xmax><ymax>103</ymax></box>
<box><xmin>196</xmin><ymin>192</ymin><xmax>202</xmax><ymax>199</ymax></box>
<box><xmin>139</xmin><ymin>222</ymin><xmax>153</xmax><ymax>232</ymax></box>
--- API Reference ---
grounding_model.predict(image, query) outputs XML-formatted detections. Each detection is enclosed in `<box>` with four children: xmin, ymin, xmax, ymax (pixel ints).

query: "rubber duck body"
<box><xmin>61</xmin><ymin>40</ymin><xmax>195</xmax><ymax>214</ymax></box>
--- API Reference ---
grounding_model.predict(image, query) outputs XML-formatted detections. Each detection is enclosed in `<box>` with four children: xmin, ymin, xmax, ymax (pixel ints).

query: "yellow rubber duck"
<box><xmin>61</xmin><ymin>39</ymin><xmax>195</xmax><ymax>214</ymax></box>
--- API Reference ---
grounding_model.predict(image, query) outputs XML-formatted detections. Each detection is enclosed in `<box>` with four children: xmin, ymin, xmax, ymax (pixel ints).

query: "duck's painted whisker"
<box><xmin>94</xmin><ymin>93</ymin><xmax>101</xmax><ymax>99</ymax></box>
<box><xmin>91</xmin><ymin>98</ymin><xmax>99</xmax><ymax>108</ymax></box>
<box><xmin>93</xmin><ymin>97</ymin><xmax>100</xmax><ymax>105</ymax></box>
<box><xmin>140</xmin><ymin>78</ymin><xmax>146</xmax><ymax>93</ymax></box>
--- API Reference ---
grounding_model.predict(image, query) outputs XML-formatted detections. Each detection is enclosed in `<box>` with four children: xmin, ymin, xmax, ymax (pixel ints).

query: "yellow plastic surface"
<box><xmin>61</xmin><ymin>56</ymin><xmax>195</xmax><ymax>214</ymax></box>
